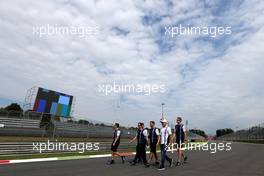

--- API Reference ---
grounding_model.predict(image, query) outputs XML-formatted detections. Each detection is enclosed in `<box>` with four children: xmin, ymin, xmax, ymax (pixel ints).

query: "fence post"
<box><xmin>86</xmin><ymin>124</ymin><xmax>89</xmax><ymax>139</ymax></box>
<box><xmin>53</xmin><ymin>120</ymin><xmax>56</xmax><ymax>139</ymax></box>
<box><xmin>62</xmin><ymin>122</ymin><xmax>65</xmax><ymax>139</ymax></box>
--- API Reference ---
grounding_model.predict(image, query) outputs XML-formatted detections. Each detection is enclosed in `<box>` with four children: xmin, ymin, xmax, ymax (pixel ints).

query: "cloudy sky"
<box><xmin>0</xmin><ymin>0</ymin><xmax>263</xmax><ymax>134</ymax></box>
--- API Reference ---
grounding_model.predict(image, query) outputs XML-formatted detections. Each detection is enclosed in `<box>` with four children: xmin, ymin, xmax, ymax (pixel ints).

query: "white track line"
<box><xmin>10</xmin><ymin>158</ymin><xmax>58</xmax><ymax>164</ymax></box>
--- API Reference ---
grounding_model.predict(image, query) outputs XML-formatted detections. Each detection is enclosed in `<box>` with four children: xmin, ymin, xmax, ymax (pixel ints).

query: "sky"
<box><xmin>0</xmin><ymin>0</ymin><xmax>264</xmax><ymax>134</ymax></box>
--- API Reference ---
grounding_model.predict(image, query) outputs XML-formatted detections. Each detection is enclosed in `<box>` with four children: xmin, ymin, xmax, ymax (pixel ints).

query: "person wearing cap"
<box><xmin>172</xmin><ymin>117</ymin><xmax>188</xmax><ymax>166</ymax></box>
<box><xmin>158</xmin><ymin>118</ymin><xmax>173</xmax><ymax>171</ymax></box>
<box><xmin>108</xmin><ymin>123</ymin><xmax>121</xmax><ymax>164</ymax></box>
<box><xmin>129</xmin><ymin>122</ymin><xmax>150</xmax><ymax>167</ymax></box>
<box><xmin>148</xmin><ymin>121</ymin><xmax>160</xmax><ymax>165</ymax></box>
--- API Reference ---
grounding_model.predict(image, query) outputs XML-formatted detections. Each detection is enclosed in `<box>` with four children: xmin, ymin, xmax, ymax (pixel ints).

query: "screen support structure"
<box><xmin>23</xmin><ymin>86</ymin><xmax>38</xmax><ymax>111</ymax></box>
<box><xmin>70</xmin><ymin>96</ymin><xmax>76</xmax><ymax>118</ymax></box>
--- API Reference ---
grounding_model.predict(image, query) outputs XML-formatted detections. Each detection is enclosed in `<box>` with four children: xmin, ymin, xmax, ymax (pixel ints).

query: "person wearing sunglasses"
<box><xmin>129</xmin><ymin>122</ymin><xmax>150</xmax><ymax>167</ymax></box>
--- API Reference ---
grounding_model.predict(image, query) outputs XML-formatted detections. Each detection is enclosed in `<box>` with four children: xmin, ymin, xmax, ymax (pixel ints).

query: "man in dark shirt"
<box><xmin>172</xmin><ymin>117</ymin><xmax>188</xmax><ymax>166</ymax></box>
<box><xmin>130</xmin><ymin>122</ymin><xmax>150</xmax><ymax>167</ymax></box>
<box><xmin>148</xmin><ymin>121</ymin><xmax>160</xmax><ymax>165</ymax></box>
<box><xmin>108</xmin><ymin>123</ymin><xmax>121</xmax><ymax>164</ymax></box>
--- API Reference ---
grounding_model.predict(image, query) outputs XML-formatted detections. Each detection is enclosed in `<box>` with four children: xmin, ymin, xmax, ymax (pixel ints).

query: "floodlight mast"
<box><xmin>161</xmin><ymin>103</ymin><xmax>165</xmax><ymax>120</ymax></box>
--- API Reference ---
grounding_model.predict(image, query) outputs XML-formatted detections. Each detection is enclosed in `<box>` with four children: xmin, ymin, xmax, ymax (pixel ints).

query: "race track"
<box><xmin>1</xmin><ymin>142</ymin><xmax>264</xmax><ymax>176</ymax></box>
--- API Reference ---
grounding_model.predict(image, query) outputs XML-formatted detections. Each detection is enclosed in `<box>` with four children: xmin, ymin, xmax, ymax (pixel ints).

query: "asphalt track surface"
<box><xmin>1</xmin><ymin>142</ymin><xmax>264</xmax><ymax>176</ymax></box>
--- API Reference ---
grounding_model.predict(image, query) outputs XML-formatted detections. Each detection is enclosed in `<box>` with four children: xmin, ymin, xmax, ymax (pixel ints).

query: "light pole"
<box><xmin>161</xmin><ymin>103</ymin><xmax>165</xmax><ymax>119</ymax></box>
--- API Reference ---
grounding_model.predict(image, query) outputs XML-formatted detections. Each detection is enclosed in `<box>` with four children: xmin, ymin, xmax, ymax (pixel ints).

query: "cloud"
<box><xmin>0</xmin><ymin>0</ymin><xmax>263</xmax><ymax>133</ymax></box>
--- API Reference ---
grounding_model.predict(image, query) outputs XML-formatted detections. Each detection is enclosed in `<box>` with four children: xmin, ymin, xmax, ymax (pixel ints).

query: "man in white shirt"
<box><xmin>158</xmin><ymin>118</ymin><xmax>173</xmax><ymax>171</ymax></box>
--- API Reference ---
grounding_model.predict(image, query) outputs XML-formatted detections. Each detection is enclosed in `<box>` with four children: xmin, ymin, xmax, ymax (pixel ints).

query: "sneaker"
<box><xmin>158</xmin><ymin>167</ymin><xmax>165</xmax><ymax>171</ymax></box>
<box><xmin>121</xmin><ymin>156</ymin><xmax>125</xmax><ymax>164</ymax></box>
<box><xmin>107</xmin><ymin>160</ymin><xmax>114</xmax><ymax>165</ymax></box>
<box><xmin>130</xmin><ymin>161</ymin><xmax>136</xmax><ymax>166</ymax></box>
<box><xmin>144</xmin><ymin>163</ymin><xmax>150</xmax><ymax>168</ymax></box>
<box><xmin>155</xmin><ymin>161</ymin><xmax>160</xmax><ymax>165</ymax></box>
<box><xmin>183</xmin><ymin>156</ymin><xmax>188</xmax><ymax>163</ymax></box>
<box><xmin>176</xmin><ymin>161</ymin><xmax>181</xmax><ymax>166</ymax></box>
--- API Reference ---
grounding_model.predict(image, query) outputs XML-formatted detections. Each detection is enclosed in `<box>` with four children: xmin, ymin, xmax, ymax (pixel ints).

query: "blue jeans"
<box><xmin>160</xmin><ymin>144</ymin><xmax>171</xmax><ymax>168</ymax></box>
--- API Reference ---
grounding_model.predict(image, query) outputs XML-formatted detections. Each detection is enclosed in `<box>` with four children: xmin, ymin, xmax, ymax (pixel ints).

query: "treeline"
<box><xmin>0</xmin><ymin>103</ymin><xmax>23</xmax><ymax>112</ymax></box>
<box><xmin>77</xmin><ymin>119</ymin><xmax>108</xmax><ymax>127</ymax></box>
<box><xmin>189</xmin><ymin>129</ymin><xmax>207</xmax><ymax>138</ymax></box>
<box><xmin>216</xmin><ymin>128</ymin><xmax>234</xmax><ymax>137</ymax></box>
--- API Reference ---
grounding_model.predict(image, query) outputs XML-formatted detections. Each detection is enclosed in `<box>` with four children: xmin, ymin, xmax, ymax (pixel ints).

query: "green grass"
<box><xmin>0</xmin><ymin>151</ymin><xmax>111</xmax><ymax>160</ymax></box>
<box><xmin>0</xmin><ymin>139</ymin><xmax>208</xmax><ymax>161</ymax></box>
<box><xmin>0</xmin><ymin>146</ymin><xmax>136</xmax><ymax>160</ymax></box>
<box><xmin>0</xmin><ymin>136</ymin><xmax>132</xmax><ymax>160</ymax></box>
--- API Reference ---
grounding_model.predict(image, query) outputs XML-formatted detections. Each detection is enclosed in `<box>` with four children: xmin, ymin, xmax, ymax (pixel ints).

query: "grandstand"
<box><xmin>0</xmin><ymin>111</ymin><xmax>136</xmax><ymax>138</ymax></box>
<box><xmin>0</xmin><ymin>117</ymin><xmax>40</xmax><ymax>129</ymax></box>
<box><xmin>52</xmin><ymin>120</ymin><xmax>135</xmax><ymax>138</ymax></box>
<box><xmin>0</xmin><ymin>111</ymin><xmax>43</xmax><ymax>137</ymax></box>
<box><xmin>0</xmin><ymin>110</ymin><xmax>204</xmax><ymax>141</ymax></box>
<box><xmin>217</xmin><ymin>123</ymin><xmax>264</xmax><ymax>142</ymax></box>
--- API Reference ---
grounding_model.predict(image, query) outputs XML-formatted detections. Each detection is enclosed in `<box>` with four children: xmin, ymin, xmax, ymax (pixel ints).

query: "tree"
<box><xmin>5</xmin><ymin>103</ymin><xmax>23</xmax><ymax>112</ymax></box>
<box><xmin>67</xmin><ymin>119</ymin><xmax>74</xmax><ymax>123</ymax></box>
<box><xmin>216</xmin><ymin>128</ymin><xmax>234</xmax><ymax>137</ymax></box>
<box><xmin>189</xmin><ymin>129</ymin><xmax>207</xmax><ymax>138</ymax></box>
<box><xmin>78</xmin><ymin>119</ymin><xmax>89</xmax><ymax>125</ymax></box>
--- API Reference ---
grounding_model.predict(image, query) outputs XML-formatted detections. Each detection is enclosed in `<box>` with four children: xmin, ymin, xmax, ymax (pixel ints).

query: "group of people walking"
<box><xmin>108</xmin><ymin>117</ymin><xmax>188</xmax><ymax>171</ymax></box>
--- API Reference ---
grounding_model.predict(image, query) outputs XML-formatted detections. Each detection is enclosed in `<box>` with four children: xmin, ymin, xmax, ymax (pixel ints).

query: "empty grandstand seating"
<box><xmin>0</xmin><ymin>116</ymin><xmax>44</xmax><ymax>137</ymax></box>
<box><xmin>0</xmin><ymin>113</ymin><xmax>206</xmax><ymax>140</ymax></box>
<box><xmin>0</xmin><ymin>117</ymin><xmax>40</xmax><ymax>129</ymax></box>
<box><xmin>52</xmin><ymin>120</ymin><xmax>135</xmax><ymax>138</ymax></box>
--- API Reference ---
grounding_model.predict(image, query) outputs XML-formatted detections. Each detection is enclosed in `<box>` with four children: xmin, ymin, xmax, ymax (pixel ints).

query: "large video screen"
<box><xmin>33</xmin><ymin>87</ymin><xmax>73</xmax><ymax>117</ymax></box>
